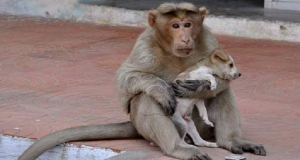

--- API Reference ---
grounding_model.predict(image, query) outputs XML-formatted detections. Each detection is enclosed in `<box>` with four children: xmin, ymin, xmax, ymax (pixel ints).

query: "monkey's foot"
<box><xmin>231</xmin><ymin>141</ymin><xmax>266</xmax><ymax>156</ymax></box>
<box><xmin>190</xmin><ymin>153</ymin><xmax>213</xmax><ymax>160</ymax></box>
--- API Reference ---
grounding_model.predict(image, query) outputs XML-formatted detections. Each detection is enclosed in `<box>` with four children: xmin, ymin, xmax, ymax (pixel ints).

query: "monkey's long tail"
<box><xmin>18</xmin><ymin>121</ymin><xmax>140</xmax><ymax>160</ymax></box>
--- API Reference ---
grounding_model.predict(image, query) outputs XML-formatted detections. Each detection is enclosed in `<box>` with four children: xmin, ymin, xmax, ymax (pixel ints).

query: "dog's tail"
<box><xmin>18</xmin><ymin>121</ymin><xmax>140</xmax><ymax>160</ymax></box>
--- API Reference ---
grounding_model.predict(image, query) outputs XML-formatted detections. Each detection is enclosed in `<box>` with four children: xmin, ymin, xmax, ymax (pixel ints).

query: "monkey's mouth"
<box><xmin>176</xmin><ymin>48</ymin><xmax>193</xmax><ymax>54</ymax></box>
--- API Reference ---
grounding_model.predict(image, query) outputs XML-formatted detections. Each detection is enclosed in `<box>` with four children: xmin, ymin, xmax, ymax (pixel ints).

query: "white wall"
<box><xmin>265</xmin><ymin>0</ymin><xmax>300</xmax><ymax>11</ymax></box>
<box><xmin>0</xmin><ymin>0</ymin><xmax>300</xmax><ymax>42</ymax></box>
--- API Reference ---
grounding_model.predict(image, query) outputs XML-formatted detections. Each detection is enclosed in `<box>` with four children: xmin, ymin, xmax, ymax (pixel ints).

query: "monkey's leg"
<box><xmin>130</xmin><ymin>93</ymin><xmax>212</xmax><ymax>160</ymax></box>
<box><xmin>206</xmin><ymin>88</ymin><xmax>266</xmax><ymax>156</ymax></box>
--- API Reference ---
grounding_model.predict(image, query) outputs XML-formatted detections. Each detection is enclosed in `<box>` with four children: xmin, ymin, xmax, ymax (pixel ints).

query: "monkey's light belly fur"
<box><xmin>0</xmin><ymin>136</ymin><xmax>119</xmax><ymax>160</ymax></box>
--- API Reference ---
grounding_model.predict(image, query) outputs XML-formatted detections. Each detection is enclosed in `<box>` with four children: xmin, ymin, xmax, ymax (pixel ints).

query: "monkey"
<box><xmin>18</xmin><ymin>3</ymin><xmax>266</xmax><ymax>160</ymax></box>
<box><xmin>171</xmin><ymin>49</ymin><xmax>241</xmax><ymax>148</ymax></box>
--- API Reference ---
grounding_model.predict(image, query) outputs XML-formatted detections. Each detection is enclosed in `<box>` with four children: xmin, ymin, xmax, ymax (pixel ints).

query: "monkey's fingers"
<box><xmin>231</xmin><ymin>146</ymin><xmax>244</xmax><ymax>154</ymax></box>
<box><xmin>242</xmin><ymin>144</ymin><xmax>266</xmax><ymax>156</ymax></box>
<box><xmin>176</xmin><ymin>80</ymin><xmax>211</xmax><ymax>92</ymax></box>
<box><xmin>194</xmin><ymin>153</ymin><xmax>213</xmax><ymax>160</ymax></box>
<box><xmin>195</xmin><ymin>80</ymin><xmax>211</xmax><ymax>92</ymax></box>
<box><xmin>162</xmin><ymin>100</ymin><xmax>176</xmax><ymax>116</ymax></box>
<box><xmin>159</xmin><ymin>88</ymin><xmax>177</xmax><ymax>115</ymax></box>
<box><xmin>231</xmin><ymin>143</ymin><xmax>266</xmax><ymax>156</ymax></box>
<box><xmin>169</xmin><ymin>100</ymin><xmax>176</xmax><ymax>115</ymax></box>
<box><xmin>167</xmin><ymin>84</ymin><xmax>176</xmax><ymax>99</ymax></box>
<box><xmin>184</xmin><ymin>80</ymin><xmax>211</xmax><ymax>91</ymax></box>
<box><xmin>171</xmin><ymin>82</ymin><xmax>189</xmax><ymax>97</ymax></box>
<box><xmin>175</xmin><ymin>80</ymin><xmax>198</xmax><ymax>91</ymax></box>
<box><xmin>166</xmin><ymin>85</ymin><xmax>177</xmax><ymax>115</ymax></box>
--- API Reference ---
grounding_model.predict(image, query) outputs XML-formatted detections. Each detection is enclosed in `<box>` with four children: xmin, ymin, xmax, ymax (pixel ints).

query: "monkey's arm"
<box><xmin>117</xmin><ymin>70</ymin><xmax>176</xmax><ymax>115</ymax></box>
<box><xmin>172</xmin><ymin>77</ymin><xmax>230</xmax><ymax>99</ymax></box>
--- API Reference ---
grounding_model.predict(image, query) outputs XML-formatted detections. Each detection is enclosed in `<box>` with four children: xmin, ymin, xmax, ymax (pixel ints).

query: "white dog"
<box><xmin>172</xmin><ymin>49</ymin><xmax>241</xmax><ymax>148</ymax></box>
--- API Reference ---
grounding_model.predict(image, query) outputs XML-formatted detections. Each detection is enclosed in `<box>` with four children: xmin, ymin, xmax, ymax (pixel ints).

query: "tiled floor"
<box><xmin>0</xmin><ymin>15</ymin><xmax>299</xmax><ymax>160</ymax></box>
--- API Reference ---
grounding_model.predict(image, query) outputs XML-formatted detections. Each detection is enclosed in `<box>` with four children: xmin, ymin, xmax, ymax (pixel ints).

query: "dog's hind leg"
<box><xmin>130</xmin><ymin>93</ymin><xmax>212</xmax><ymax>160</ymax></box>
<box><xmin>206</xmin><ymin>88</ymin><xmax>266</xmax><ymax>155</ymax></box>
<box><xmin>185</xmin><ymin>117</ymin><xmax>218</xmax><ymax>148</ymax></box>
<box><xmin>195</xmin><ymin>100</ymin><xmax>214</xmax><ymax>127</ymax></box>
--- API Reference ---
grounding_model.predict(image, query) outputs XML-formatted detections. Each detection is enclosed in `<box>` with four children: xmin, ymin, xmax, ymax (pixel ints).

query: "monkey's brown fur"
<box><xmin>18</xmin><ymin>3</ymin><xmax>266</xmax><ymax>160</ymax></box>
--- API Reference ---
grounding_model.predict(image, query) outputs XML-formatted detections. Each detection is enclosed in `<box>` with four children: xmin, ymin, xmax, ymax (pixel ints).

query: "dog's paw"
<box><xmin>206</xmin><ymin>142</ymin><xmax>218</xmax><ymax>148</ymax></box>
<box><xmin>195</xmin><ymin>141</ymin><xmax>218</xmax><ymax>148</ymax></box>
<box><xmin>210</xmin><ymin>81</ymin><xmax>217</xmax><ymax>91</ymax></box>
<box><xmin>209</xmin><ymin>143</ymin><xmax>218</xmax><ymax>148</ymax></box>
<box><xmin>204</xmin><ymin>120</ymin><xmax>214</xmax><ymax>127</ymax></box>
<box><xmin>208</xmin><ymin>77</ymin><xmax>217</xmax><ymax>91</ymax></box>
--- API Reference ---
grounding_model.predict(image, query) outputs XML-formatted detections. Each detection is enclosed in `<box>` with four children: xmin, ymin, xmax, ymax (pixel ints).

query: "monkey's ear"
<box><xmin>199</xmin><ymin>7</ymin><xmax>207</xmax><ymax>24</ymax></box>
<box><xmin>211</xmin><ymin>49</ymin><xmax>228</xmax><ymax>62</ymax></box>
<box><xmin>148</xmin><ymin>11</ymin><xmax>157</xmax><ymax>27</ymax></box>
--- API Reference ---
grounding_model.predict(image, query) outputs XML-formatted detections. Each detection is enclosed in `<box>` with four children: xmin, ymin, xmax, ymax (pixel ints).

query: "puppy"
<box><xmin>172</xmin><ymin>49</ymin><xmax>241</xmax><ymax>147</ymax></box>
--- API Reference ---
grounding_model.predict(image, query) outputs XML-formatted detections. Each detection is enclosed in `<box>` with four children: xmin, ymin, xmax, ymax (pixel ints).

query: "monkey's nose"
<box><xmin>238</xmin><ymin>73</ymin><xmax>241</xmax><ymax>77</ymax></box>
<box><xmin>182</xmin><ymin>39</ymin><xmax>189</xmax><ymax>44</ymax></box>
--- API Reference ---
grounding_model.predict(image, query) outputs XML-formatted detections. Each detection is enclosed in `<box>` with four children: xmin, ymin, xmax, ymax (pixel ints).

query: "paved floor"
<box><xmin>0</xmin><ymin>15</ymin><xmax>299</xmax><ymax>160</ymax></box>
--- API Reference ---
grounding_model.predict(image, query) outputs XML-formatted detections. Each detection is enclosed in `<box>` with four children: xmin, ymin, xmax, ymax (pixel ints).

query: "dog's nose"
<box><xmin>234</xmin><ymin>73</ymin><xmax>241</xmax><ymax>79</ymax></box>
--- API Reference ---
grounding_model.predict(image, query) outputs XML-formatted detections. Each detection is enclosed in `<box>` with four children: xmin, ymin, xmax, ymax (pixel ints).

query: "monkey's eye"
<box><xmin>229</xmin><ymin>63</ymin><xmax>234</xmax><ymax>68</ymax></box>
<box><xmin>172</xmin><ymin>23</ymin><xmax>180</xmax><ymax>29</ymax></box>
<box><xmin>184</xmin><ymin>22</ymin><xmax>191</xmax><ymax>28</ymax></box>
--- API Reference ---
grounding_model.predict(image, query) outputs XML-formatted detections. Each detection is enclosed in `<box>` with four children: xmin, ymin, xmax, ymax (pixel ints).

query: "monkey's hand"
<box><xmin>172</xmin><ymin>80</ymin><xmax>211</xmax><ymax>98</ymax></box>
<box><xmin>172</xmin><ymin>77</ymin><xmax>230</xmax><ymax>99</ymax></box>
<box><xmin>161</xmin><ymin>85</ymin><xmax>177</xmax><ymax>116</ymax></box>
<box><xmin>146</xmin><ymin>83</ymin><xmax>177</xmax><ymax>116</ymax></box>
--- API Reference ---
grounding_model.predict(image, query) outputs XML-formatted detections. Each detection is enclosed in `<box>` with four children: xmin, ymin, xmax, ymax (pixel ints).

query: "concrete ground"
<box><xmin>0</xmin><ymin>15</ymin><xmax>299</xmax><ymax>160</ymax></box>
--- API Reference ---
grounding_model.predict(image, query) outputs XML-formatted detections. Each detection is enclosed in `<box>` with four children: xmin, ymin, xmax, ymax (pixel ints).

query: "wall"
<box><xmin>0</xmin><ymin>0</ymin><xmax>300</xmax><ymax>42</ymax></box>
<box><xmin>265</xmin><ymin>0</ymin><xmax>300</xmax><ymax>11</ymax></box>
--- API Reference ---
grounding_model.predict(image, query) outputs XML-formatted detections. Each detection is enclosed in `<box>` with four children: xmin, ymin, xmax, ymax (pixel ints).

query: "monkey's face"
<box><xmin>148</xmin><ymin>3</ymin><xmax>205</xmax><ymax>58</ymax></box>
<box><xmin>168</xmin><ymin>18</ymin><xmax>198</xmax><ymax>57</ymax></box>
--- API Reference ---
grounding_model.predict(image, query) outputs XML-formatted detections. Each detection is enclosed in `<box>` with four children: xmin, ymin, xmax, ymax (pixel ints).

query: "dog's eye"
<box><xmin>229</xmin><ymin>63</ymin><xmax>234</xmax><ymax>68</ymax></box>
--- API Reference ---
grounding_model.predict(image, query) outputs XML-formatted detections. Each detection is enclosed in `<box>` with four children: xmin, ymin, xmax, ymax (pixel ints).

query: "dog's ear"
<box><xmin>211</xmin><ymin>49</ymin><xmax>228</xmax><ymax>63</ymax></box>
